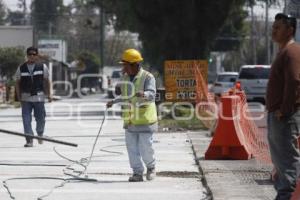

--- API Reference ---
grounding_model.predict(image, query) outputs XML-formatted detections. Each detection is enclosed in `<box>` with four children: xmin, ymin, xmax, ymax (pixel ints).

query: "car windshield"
<box><xmin>217</xmin><ymin>74</ymin><xmax>237</xmax><ymax>82</ymax></box>
<box><xmin>112</xmin><ymin>70</ymin><xmax>122</xmax><ymax>78</ymax></box>
<box><xmin>239</xmin><ymin>68</ymin><xmax>270</xmax><ymax>79</ymax></box>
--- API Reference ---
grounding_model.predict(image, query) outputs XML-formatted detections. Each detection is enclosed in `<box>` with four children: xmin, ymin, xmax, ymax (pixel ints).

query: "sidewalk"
<box><xmin>188</xmin><ymin>131</ymin><xmax>276</xmax><ymax>200</ymax></box>
<box><xmin>0</xmin><ymin>101</ymin><xmax>207</xmax><ymax>200</ymax></box>
<box><xmin>0</xmin><ymin>96</ymin><xmax>277</xmax><ymax>199</ymax></box>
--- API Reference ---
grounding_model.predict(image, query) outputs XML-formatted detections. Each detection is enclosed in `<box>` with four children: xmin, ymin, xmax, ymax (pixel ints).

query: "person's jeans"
<box><xmin>21</xmin><ymin>101</ymin><xmax>46</xmax><ymax>143</ymax></box>
<box><xmin>267</xmin><ymin>110</ymin><xmax>300</xmax><ymax>200</ymax></box>
<box><xmin>125</xmin><ymin>129</ymin><xmax>156</xmax><ymax>175</ymax></box>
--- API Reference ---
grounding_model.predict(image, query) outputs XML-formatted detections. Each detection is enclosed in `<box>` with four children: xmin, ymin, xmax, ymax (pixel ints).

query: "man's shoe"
<box><xmin>146</xmin><ymin>168</ymin><xmax>156</xmax><ymax>181</ymax></box>
<box><xmin>128</xmin><ymin>174</ymin><xmax>143</xmax><ymax>182</ymax></box>
<box><xmin>38</xmin><ymin>136</ymin><xmax>43</xmax><ymax>144</ymax></box>
<box><xmin>24</xmin><ymin>142</ymin><xmax>33</xmax><ymax>147</ymax></box>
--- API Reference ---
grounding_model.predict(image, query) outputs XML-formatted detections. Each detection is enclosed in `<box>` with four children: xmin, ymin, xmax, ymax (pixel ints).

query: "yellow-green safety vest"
<box><xmin>121</xmin><ymin>69</ymin><xmax>157</xmax><ymax>126</ymax></box>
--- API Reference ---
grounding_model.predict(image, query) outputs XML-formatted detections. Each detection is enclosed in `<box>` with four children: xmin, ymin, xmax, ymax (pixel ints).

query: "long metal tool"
<box><xmin>0</xmin><ymin>129</ymin><xmax>78</xmax><ymax>147</ymax></box>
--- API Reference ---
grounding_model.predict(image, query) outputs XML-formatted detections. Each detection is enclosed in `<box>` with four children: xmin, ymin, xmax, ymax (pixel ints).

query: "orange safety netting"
<box><xmin>193</xmin><ymin>62</ymin><xmax>215</xmax><ymax>114</ymax></box>
<box><xmin>193</xmin><ymin>62</ymin><xmax>271</xmax><ymax>163</ymax></box>
<box><xmin>232</xmin><ymin>91</ymin><xmax>271</xmax><ymax>163</ymax></box>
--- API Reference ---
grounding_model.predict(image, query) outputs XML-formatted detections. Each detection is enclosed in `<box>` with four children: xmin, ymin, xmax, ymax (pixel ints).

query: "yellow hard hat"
<box><xmin>120</xmin><ymin>49</ymin><xmax>143</xmax><ymax>64</ymax></box>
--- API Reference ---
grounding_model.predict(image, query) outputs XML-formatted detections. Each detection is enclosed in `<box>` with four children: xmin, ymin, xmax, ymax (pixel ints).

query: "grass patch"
<box><xmin>158</xmin><ymin>104</ymin><xmax>216</xmax><ymax>131</ymax></box>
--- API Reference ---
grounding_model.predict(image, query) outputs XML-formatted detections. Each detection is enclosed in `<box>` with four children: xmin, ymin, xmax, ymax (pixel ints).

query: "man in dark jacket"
<box><xmin>15</xmin><ymin>47</ymin><xmax>52</xmax><ymax>147</ymax></box>
<box><xmin>266</xmin><ymin>13</ymin><xmax>300</xmax><ymax>200</ymax></box>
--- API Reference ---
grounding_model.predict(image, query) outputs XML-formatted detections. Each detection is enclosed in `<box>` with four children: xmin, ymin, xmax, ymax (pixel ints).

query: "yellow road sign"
<box><xmin>164</xmin><ymin>60</ymin><xmax>208</xmax><ymax>102</ymax></box>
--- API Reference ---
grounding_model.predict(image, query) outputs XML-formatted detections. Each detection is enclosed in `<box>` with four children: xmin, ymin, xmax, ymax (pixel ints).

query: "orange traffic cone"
<box><xmin>205</xmin><ymin>95</ymin><xmax>251</xmax><ymax>160</ymax></box>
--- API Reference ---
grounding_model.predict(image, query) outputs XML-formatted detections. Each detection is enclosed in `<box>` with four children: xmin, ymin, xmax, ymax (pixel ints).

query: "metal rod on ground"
<box><xmin>0</xmin><ymin>129</ymin><xmax>78</xmax><ymax>147</ymax></box>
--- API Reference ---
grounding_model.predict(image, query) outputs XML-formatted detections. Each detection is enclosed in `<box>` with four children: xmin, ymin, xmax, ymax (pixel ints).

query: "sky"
<box><xmin>3</xmin><ymin>0</ymin><xmax>284</xmax><ymax>20</ymax></box>
<box><xmin>3</xmin><ymin>0</ymin><xmax>73</xmax><ymax>11</ymax></box>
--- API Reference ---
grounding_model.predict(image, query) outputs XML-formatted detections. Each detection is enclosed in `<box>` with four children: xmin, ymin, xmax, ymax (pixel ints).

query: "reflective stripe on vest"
<box><xmin>21</xmin><ymin>72</ymin><xmax>31</xmax><ymax>76</ymax></box>
<box><xmin>121</xmin><ymin>69</ymin><xmax>157</xmax><ymax>126</ymax></box>
<box><xmin>33</xmin><ymin>70</ymin><xmax>44</xmax><ymax>75</ymax></box>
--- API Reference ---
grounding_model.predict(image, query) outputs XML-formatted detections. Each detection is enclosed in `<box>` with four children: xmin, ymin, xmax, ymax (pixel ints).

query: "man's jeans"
<box><xmin>21</xmin><ymin>102</ymin><xmax>46</xmax><ymax>143</ymax></box>
<box><xmin>125</xmin><ymin>130</ymin><xmax>156</xmax><ymax>175</ymax></box>
<box><xmin>267</xmin><ymin>111</ymin><xmax>300</xmax><ymax>200</ymax></box>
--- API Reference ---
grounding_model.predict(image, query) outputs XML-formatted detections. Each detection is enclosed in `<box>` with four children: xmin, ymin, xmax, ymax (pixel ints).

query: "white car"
<box><xmin>236</xmin><ymin>65</ymin><xmax>270</xmax><ymax>103</ymax></box>
<box><xmin>210</xmin><ymin>72</ymin><xmax>238</xmax><ymax>96</ymax></box>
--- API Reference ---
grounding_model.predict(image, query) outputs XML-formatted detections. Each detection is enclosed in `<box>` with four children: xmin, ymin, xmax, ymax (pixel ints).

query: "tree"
<box><xmin>221</xmin><ymin>0</ymin><xmax>281</xmax><ymax>70</ymax></box>
<box><xmin>76</xmin><ymin>50</ymin><xmax>101</xmax><ymax>88</ymax></box>
<box><xmin>92</xmin><ymin>0</ymin><xmax>247</xmax><ymax>73</ymax></box>
<box><xmin>62</xmin><ymin>0</ymin><xmax>101</xmax><ymax>57</ymax></box>
<box><xmin>104</xmin><ymin>30</ymin><xmax>141</xmax><ymax>66</ymax></box>
<box><xmin>6</xmin><ymin>0</ymin><xmax>30</xmax><ymax>26</ymax></box>
<box><xmin>0</xmin><ymin>47</ymin><xmax>25</xmax><ymax>80</ymax></box>
<box><xmin>31</xmin><ymin>0</ymin><xmax>64</xmax><ymax>36</ymax></box>
<box><xmin>0</xmin><ymin>0</ymin><xmax>6</xmax><ymax>25</ymax></box>
<box><xmin>212</xmin><ymin>5</ymin><xmax>247</xmax><ymax>51</ymax></box>
<box><xmin>6</xmin><ymin>11</ymin><xmax>26</xmax><ymax>25</ymax></box>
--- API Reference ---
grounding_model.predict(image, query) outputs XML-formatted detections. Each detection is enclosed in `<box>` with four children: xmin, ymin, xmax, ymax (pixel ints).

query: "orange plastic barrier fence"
<box><xmin>205</xmin><ymin>95</ymin><xmax>251</xmax><ymax>159</ymax></box>
<box><xmin>233</xmin><ymin>91</ymin><xmax>271</xmax><ymax>163</ymax></box>
<box><xmin>192</xmin><ymin>64</ymin><xmax>300</xmax><ymax>197</ymax></box>
<box><xmin>205</xmin><ymin>91</ymin><xmax>271</xmax><ymax>162</ymax></box>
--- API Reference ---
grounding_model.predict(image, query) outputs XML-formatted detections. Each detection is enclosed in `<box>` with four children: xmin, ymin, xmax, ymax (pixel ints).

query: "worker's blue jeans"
<box><xmin>125</xmin><ymin>129</ymin><xmax>156</xmax><ymax>175</ymax></box>
<box><xmin>21</xmin><ymin>101</ymin><xmax>46</xmax><ymax>143</ymax></box>
<box><xmin>267</xmin><ymin>111</ymin><xmax>300</xmax><ymax>200</ymax></box>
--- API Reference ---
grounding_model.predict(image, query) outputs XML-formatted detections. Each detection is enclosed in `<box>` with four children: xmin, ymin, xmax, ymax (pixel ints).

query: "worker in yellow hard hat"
<box><xmin>107</xmin><ymin>48</ymin><xmax>157</xmax><ymax>182</ymax></box>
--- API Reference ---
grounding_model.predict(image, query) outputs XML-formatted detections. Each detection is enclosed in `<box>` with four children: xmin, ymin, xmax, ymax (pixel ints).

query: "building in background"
<box><xmin>38</xmin><ymin>39</ymin><xmax>69</xmax><ymax>95</ymax></box>
<box><xmin>0</xmin><ymin>26</ymin><xmax>33</xmax><ymax>48</ymax></box>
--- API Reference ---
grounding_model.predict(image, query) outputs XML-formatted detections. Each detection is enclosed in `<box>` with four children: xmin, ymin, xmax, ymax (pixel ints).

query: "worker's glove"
<box><xmin>135</xmin><ymin>91</ymin><xmax>145</xmax><ymax>98</ymax></box>
<box><xmin>106</xmin><ymin>100</ymin><xmax>114</xmax><ymax>108</ymax></box>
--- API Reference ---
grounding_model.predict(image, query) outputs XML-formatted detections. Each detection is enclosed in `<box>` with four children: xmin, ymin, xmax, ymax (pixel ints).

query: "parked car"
<box><xmin>210</xmin><ymin>72</ymin><xmax>238</xmax><ymax>96</ymax></box>
<box><xmin>107</xmin><ymin>69</ymin><xmax>123</xmax><ymax>98</ymax></box>
<box><xmin>236</xmin><ymin>65</ymin><xmax>271</xmax><ymax>103</ymax></box>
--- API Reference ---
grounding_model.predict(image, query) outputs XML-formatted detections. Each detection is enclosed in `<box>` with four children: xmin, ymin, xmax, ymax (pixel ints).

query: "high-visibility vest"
<box><xmin>121</xmin><ymin>69</ymin><xmax>157</xmax><ymax>126</ymax></box>
<box><xmin>20</xmin><ymin>63</ymin><xmax>44</xmax><ymax>95</ymax></box>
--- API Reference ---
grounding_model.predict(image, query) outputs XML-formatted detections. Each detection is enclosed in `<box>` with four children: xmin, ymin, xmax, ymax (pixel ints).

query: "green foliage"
<box><xmin>0</xmin><ymin>0</ymin><xmax>6</xmax><ymax>25</ymax></box>
<box><xmin>247</xmin><ymin>0</ymin><xmax>279</xmax><ymax>6</ymax></box>
<box><xmin>31</xmin><ymin>0</ymin><xmax>64</xmax><ymax>35</ymax></box>
<box><xmin>158</xmin><ymin>105</ymin><xmax>210</xmax><ymax>130</ymax></box>
<box><xmin>212</xmin><ymin>5</ymin><xmax>247</xmax><ymax>51</ymax></box>
<box><xmin>92</xmin><ymin>0</ymin><xmax>247</xmax><ymax>73</ymax></box>
<box><xmin>0</xmin><ymin>47</ymin><xmax>25</xmax><ymax>80</ymax></box>
<box><xmin>6</xmin><ymin>11</ymin><xmax>25</xmax><ymax>25</ymax></box>
<box><xmin>76</xmin><ymin>50</ymin><xmax>100</xmax><ymax>74</ymax></box>
<box><xmin>75</xmin><ymin>50</ymin><xmax>101</xmax><ymax>88</ymax></box>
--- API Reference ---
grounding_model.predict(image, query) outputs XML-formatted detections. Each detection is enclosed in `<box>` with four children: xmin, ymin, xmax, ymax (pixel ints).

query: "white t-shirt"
<box><xmin>15</xmin><ymin>63</ymin><xmax>50</xmax><ymax>102</ymax></box>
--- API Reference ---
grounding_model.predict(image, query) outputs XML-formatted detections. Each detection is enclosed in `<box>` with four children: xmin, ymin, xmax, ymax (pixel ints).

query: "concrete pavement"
<box><xmin>188</xmin><ymin>102</ymin><xmax>276</xmax><ymax>200</ymax></box>
<box><xmin>0</xmin><ymin>95</ymin><xmax>277</xmax><ymax>200</ymax></box>
<box><xmin>189</xmin><ymin>131</ymin><xmax>275</xmax><ymax>200</ymax></box>
<box><xmin>0</xmin><ymin>96</ymin><xmax>207</xmax><ymax>200</ymax></box>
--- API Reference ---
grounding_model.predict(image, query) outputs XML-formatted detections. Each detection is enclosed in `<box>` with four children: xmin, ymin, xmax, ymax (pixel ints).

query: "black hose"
<box><xmin>2</xmin><ymin>108</ymin><xmax>109</xmax><ymax>199</ymax></box>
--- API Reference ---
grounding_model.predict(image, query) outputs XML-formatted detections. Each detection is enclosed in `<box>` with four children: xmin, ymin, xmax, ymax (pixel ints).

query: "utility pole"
<box><xmin>284</xmin><ymin>0</ymin><xmax>287</xmax><ymax>13</ymax></box>
<box><xmin>100</xmin><ymin>3</ymin><xmax>105</xmax><ymax>70</ymax></box>
<box><xmin>251</xmin><ymin>5</ymin><xmax>257</xmax><ymax>64</ymax></box>
<box><xmin>20</xmin><ymin>0</ymin><xmax>27</xmax><ymax>25</ymax></box>
<box><xmin>48</xmin><ymin>22</ymin><xmax>53</xmax><ymax>39</ymax></box>
<box><xmin>265</xmin><ymin>1</ymin><xmax>270</xmax><ymax>64</ymax></box>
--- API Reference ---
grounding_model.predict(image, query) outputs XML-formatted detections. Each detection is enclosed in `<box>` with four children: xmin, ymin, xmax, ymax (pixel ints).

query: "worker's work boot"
<box><xmin>37</xmin><ymin>133</ymin><xmax>44</xmax><ymax>144</ymax></box>
<box><xmin>146</xmin><ymin>168</ymin><xmax>156</xmax><ymax>181</ymax></box>
<box><xmin>24</xmin><ymin>140</ymin><xmax>33</xmax><ymax>147</ymax></box>
<box><xmin>128</xmin><ymin>174</ymin><xmax>143</xmax><ymax>182</ymax></box>
<box><xmin>38</xmin><ymin>136</ymin><xmax>43</xmax><ymax>144</ymax></box>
